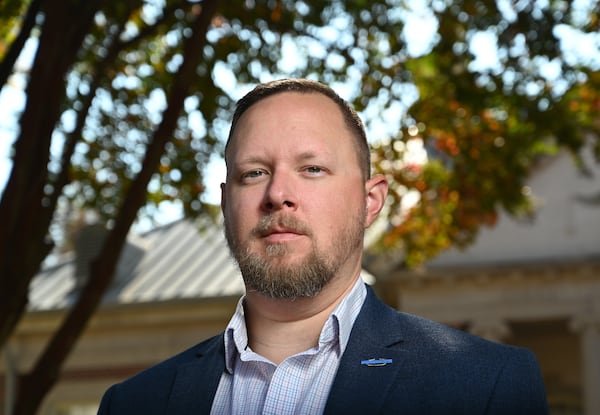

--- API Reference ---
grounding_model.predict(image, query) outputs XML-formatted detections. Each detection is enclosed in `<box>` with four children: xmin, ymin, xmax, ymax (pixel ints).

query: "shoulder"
<box><xmin>393</xmin><ymin>308</ymin><xmax>540</xmax><ymax>376</ymax></box>
<box><xmin>353</xmin><ymin>288</ymin><xmax>548</xmax><ymax>413</ymax></box>
<box><xmin>362</xmin><ymin>288</ymin><xmax>539</xmax><ymax>371</ymax></box>
<box><xmin>98</xmin><ymin>334</ymin><xmax>224</xmax><ymax>415</ymax></box>
<box><xmin>130</xmin><ymin>332</ymin><xmax>223</xmax><ymax>379</ymax></box>
<box><xmin>362</xmin><ymin>285</ymin><xmax>518</xmax><ymax>351</ymax></box>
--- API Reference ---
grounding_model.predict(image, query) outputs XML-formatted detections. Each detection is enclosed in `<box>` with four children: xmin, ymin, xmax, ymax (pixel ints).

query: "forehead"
<box><xmin>227</xmin><ymin>92</ymin><xmax>353</xmax><ymax>158</ymax></box>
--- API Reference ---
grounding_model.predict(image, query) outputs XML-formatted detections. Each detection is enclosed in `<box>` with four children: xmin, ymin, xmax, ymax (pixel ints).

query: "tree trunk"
<box><xmin>0</xmin><ymin>0</ymin><xmax>103</xmax><ymax>350</ymax></box>
<box><xmin>10</xmin><ymin>1</ymin><xmax>219</xmax><ymax>413</ymax></box>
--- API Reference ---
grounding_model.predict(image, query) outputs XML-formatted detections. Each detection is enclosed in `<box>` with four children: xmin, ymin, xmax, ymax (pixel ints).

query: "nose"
<box><xmin>262</xmin><ymin>171</ymin><xmax>297</xmax><ymax>212</ymax></box>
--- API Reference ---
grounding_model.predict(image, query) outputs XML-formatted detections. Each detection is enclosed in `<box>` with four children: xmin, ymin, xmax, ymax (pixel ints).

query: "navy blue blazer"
<box><xmin>98</xmin><ymin>286</ymin><xmax>549</xmax><ymax>414</ymax></box>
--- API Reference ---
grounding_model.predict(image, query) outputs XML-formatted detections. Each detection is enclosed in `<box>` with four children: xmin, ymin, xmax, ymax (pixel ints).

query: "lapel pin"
<box><xmin>361</xmin><ymin>358</ymin><xmax>393</xmax><ymax>367</ymax></box>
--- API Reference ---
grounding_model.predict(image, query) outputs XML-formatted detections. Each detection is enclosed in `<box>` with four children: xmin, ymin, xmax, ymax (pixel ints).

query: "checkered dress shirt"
<box><xmin>210</xmin><ymin>277</ymin><xmax>367</xmax><ymax>415</ymax></box>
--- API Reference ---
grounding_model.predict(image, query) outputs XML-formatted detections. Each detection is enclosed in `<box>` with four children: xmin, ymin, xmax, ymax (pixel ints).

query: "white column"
<box><xmin>469</xmin><ymin>318</ymin><xmax>511</xmax><ymax>343</ymax></box>
<box><xmin>570</xmin><ymin>314</ymin><xmax>600</xmax><ymax>415</ymax></box>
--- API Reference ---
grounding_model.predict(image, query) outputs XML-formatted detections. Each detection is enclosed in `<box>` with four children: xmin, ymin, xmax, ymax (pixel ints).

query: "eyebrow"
<box><xmin>235</xmin><ymin>150</ymin><xmax>326</xmax><ymax>166</ymax></box>
<box><xmin>234</xmin><ymin>155</ymin><xmax>266</xmax><ymax>166</ymax></box>
<box><xmin>295</xmin><ymin>151</ymin><xmax>321</xmax><ymax>163</ymax></box>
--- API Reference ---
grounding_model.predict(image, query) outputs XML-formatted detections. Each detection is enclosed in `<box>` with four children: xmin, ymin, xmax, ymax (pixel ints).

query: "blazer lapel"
<box><xmin>324</xmin><ymin>286</ymin><xmax>407</xmax><ymax>414</ymax></box>
<box><xmin>166</xmin><ymin>335</ymin><xmax>226</xmax><ymax>414</ymax></box>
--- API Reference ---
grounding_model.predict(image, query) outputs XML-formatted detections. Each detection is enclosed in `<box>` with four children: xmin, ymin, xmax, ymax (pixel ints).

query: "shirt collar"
<box><xmin>222</xmin><ymin>276</ymin><xmax>367</xmax><ymax>374</ymax></box>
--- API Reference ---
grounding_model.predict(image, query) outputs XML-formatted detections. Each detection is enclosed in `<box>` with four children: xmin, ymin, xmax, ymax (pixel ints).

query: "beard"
<box><xmin>225</xmin><ymin>210</ymin><xmax>365</xmax><ymax>300</ymax></box>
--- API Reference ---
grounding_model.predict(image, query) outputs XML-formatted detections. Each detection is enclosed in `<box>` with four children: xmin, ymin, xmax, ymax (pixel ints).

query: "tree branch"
<box><xmin>0</xmin><ymin>0</ymin><xmax>43</xmax><ymax>91</ymax></box>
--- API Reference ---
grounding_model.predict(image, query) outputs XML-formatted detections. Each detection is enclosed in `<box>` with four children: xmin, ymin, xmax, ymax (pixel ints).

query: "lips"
<box><xmin>253</xmin><ymin>215</ymin><xmax>310</xmax><ymax>240</ymax></box>
<box><xmin>260</xmin><ymin>226</ymin><xmax>303</xmax><ymax>238</ymax></box>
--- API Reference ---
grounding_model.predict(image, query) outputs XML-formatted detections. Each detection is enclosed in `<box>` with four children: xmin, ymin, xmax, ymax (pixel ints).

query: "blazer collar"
<box><xmin>324</xmin><ymin>285</ymin><xmax>407</xmax><ymax>414</ymax></box>
<box><xmin>165</xmin><ymin>335</ymin><xmax>225</xmax><ymax>415</ymax></box>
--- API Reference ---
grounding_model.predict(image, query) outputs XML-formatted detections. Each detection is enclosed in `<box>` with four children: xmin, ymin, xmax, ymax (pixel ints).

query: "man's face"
<box><xmin>222</xmin><ymin>92</ymin><xmax>369</xmax><ymax>299</ymax></box>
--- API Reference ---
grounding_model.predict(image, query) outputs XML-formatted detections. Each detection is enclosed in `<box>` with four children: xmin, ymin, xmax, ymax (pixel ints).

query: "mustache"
<box><xmin>252</xmin><ymin>214</ymin><xmax>312</xmax><ymax>237</ymax></box>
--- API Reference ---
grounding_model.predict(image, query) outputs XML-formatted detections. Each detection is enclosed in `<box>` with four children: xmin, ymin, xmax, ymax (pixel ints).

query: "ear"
<box><xmin>220</xmin><ymin>182</ymin><xmax>227</xmax><ymax>214</ymax></box>
<box><xmin>364</xmin><ymin>174</ymin><xmax>388</xmax><ymax>228</ymax></box>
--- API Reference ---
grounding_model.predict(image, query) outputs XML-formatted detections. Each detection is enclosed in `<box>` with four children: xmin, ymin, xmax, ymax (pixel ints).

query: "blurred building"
<box><xmin>1</xmin><ymin>151</ymin><xmax>598</xmax><ymax>415</ymax></box>
<box><xmin>0</xmin><ymin>218</ymin><xmax>244</xmax><ymax>415</ymax></box>
<box><xmin>373</xmin><ymin>150</ymin><xmax>600</xmax><ymax>415</ymax></box>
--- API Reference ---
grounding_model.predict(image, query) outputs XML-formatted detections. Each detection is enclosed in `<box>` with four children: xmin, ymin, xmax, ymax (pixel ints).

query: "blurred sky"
<box><xmin>1</xmin><ymin>2</ymin><xmax>599</xmax><ymax>229</ymax></box>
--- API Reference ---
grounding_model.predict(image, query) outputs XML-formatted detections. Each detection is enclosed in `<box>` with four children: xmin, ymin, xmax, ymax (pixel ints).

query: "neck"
<box><xmin>244</xmin><ymin>273</ymin><xmax>360</xmax><ymax>365</ymax></box>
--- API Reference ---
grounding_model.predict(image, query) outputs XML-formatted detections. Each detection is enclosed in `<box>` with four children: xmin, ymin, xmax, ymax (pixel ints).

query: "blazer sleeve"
<box><xmin>96</xmin><ymin>367</ymin><xmax>175</xmax><ymax>415</ymax></box>
<box><xmin>486</xmin><ymin>348</ymin><xmax>549</xmax><ymax>415</ymax></box>
<box><xmin>97</xmin><ymin>385</ymin><xmax>114</xmax><ymax>415</ymax></box>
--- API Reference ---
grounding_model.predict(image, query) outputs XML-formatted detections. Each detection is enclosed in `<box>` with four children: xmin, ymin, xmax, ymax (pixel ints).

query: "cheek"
<box><xmin>225</xmin><ymin>195</ymin><xmax>260</xmax><ymax>233</ymax></box>
<box><xmin>327</xmin><ymin>182</ymin><xmax>364</xmax><ymax>210</ymax></box>
<box><xmin>324</xmin><ymin>191</ymin><xmax>365</xmax><ymax>228</ymax></box>
<box><xmin>226</xmin><ymin>206</ymin><xmax>246</xmax><ymax>231</ymax></box>
<box><xmin>229</xmin><ymin>186</ymin><xmax>264</xmax><ymax>209</ymax></box>
<box><xmin>311</xmin><ymin>201</ymin><xmax>351</xmax><ymax>237</ymax></box>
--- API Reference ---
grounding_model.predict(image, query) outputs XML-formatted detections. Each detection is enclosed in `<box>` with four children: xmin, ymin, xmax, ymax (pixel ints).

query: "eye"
<box><xmin>244</xmin><ymin>170</ymin><xmax>263</xmax><ymax>178</ymax></box>
<box><xmin>241</xmin><ymin>169</ymin><xmax>267</xmax><ymax>182</ymax></box>
<box><xmin>303</xmin><ymin>165</ymin><xmax>326</xmax><ymax>176</ymax></box>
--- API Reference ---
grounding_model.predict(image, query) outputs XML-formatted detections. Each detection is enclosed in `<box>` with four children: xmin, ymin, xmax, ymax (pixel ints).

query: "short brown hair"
<box><xmin>225</xmin><ymin>79</ymin><xmax>371</xmax><ymax>179</ymax></box>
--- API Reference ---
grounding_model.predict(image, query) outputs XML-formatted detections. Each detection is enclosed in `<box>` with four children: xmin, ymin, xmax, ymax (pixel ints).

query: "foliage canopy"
<box><xmin>0</xmin><ymin>0</ymin><xmax>598</xmax><ymax>412</ymax></box>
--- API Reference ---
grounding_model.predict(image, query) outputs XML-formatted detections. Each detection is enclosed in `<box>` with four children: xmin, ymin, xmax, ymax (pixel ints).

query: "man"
<box><xmin>98</xmin><ymin>79</ymin><xmax>548</xmax><ymax>414</ymax></box>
